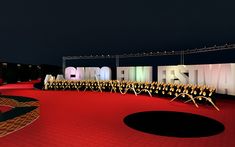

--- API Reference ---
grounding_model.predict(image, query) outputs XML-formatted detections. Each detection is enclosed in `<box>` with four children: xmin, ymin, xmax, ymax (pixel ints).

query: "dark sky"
<box><xmin>0</xmin><ymin>0</ymin><xmax>235</xmax><ymax>66</ymax></box>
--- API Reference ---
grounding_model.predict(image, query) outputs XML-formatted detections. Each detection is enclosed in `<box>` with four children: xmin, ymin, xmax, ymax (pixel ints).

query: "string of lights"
<box><xmin>63</xmin><ymin>43</ymin><xmax>235</xmax><ymax>60</ymax></box>
<box><xmin>62</xmin><ymin>43</ymin><xmax>235</xmax><ymax>73</ymax></box>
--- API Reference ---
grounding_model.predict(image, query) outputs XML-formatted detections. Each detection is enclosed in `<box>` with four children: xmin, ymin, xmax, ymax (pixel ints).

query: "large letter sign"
<box><xmin>65</xmin><ymin>66</ymin><xmax>112</xmax><ymax>80</ymax></box>
<box><xmin>60</xmin><ymin>63</ymin><xmax>235</xmax><ymax>95</ymax></box>
<box><xmin>117</xmin><ymin>66</ymin><xmax>152</xmax><ymax>82</ymax></box>
<box><xmin>158</xmin><ymin>63</ymin><xmax>235</xmax><ymax>95</ymax></box>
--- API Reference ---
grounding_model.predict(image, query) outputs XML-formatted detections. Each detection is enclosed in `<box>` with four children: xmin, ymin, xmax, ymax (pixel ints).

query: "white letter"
<box><xmin>100</xmin><ymin>66</ymin><xmax>111</xmax><ymax>80</ymax></box>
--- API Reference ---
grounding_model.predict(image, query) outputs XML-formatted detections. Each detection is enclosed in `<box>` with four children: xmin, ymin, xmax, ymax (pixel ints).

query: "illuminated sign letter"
<box><xmin>100</xmin><ymin>66</ymin><xmax>111</xmax><ymax>80</ymax></box>
<box><xmin>76</xmin><ymin>67</ymin><xmax>85</xmax><ymax>80</ymax></box>
<box><xmin>117</xmin><ymin>67</ymin><xmax>135</xmax><ymax>81</ymax></box>
<box><xmin>136</xmin><ymin>66</ymin><xmax>152</xmax><ymax>82</ymax></box>
<box><xmin>65</xmin><ymin>67</ymin><xmax>77</xmax><ymax>80</ymax></box>
<box><xmin>84</xmin><ymin>67</ymin><xmax>100</xmax><ymax>80</ymax></box>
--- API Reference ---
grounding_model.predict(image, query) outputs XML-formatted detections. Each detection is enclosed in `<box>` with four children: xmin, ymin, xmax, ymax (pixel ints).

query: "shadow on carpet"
<box><xmin>124</xmin><ymin>111</ymin><xmax>225</xmax><ymax>138</ymax></box>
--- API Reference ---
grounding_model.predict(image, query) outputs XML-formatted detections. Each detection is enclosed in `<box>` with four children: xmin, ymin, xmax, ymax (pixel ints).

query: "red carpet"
<box><xmin>0</xmin><ymin>80</ymin><xmax>40</xmax><ymax>90</ymax></box>
<box><xmin>0</xmin><ymin>82</ymin><xmax>235</xmax><ymax>147</ymax></box>
<box><xmin>0</xmin><ymin>106</ymin><xmax>12</xmax><ymax>113</ymax></box>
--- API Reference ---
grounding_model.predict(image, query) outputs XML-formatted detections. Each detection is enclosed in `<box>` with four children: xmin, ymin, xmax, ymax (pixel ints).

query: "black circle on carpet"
<box><xmin>123</xmin><ymin>111</ymin><xmax>225</xmax><ymax>138</ymax></box>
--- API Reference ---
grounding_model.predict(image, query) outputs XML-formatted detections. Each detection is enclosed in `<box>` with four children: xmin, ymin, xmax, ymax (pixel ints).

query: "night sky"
<box><xmin>0</xmin><ymin>0</ymin><xmax>235</xmax><ymax>66</ymax></box>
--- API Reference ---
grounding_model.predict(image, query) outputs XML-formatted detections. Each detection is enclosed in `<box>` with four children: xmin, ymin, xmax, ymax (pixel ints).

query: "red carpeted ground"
<box><xmin>0</xmin><ymin>82</ymin><xmax>235</xmax><ymax>147</ymax></box>
<box><xmin>0</xmin><ymin>80</ymin><xmax>39</xmax><ymax>90</ymax></box>
<box><xmin>0</xmin><ymin>106</ymin><xmax>12</xmax><ymax>113</ymax></box>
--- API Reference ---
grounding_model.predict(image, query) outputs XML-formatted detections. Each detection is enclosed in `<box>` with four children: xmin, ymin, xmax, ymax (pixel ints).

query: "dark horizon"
<box><xmin>1</xmin><ymin>0</ymin><xmax>235</xmax><ymax>66</ymax></box>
